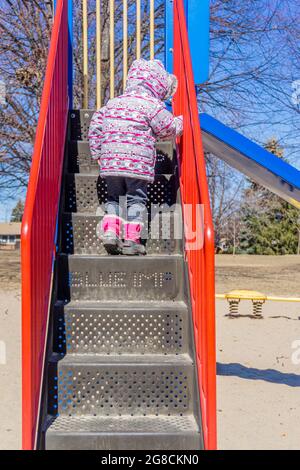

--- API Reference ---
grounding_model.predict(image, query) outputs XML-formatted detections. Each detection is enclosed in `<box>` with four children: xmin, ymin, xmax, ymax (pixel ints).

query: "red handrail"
<box><xmin>21</xmin><ymin>0</ymin><xmax>69</xmax><ymax>450</ymax></box>
<box><xmin>173</xmin><ymin>0</ymin><xmax>217</xmax><ymax>449</ymax></box>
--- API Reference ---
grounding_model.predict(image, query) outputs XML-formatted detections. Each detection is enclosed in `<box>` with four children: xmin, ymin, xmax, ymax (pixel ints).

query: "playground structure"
<box><xmin>217</xmin><ymin>290</ymin><xmax>300</xmax><ymax>318</ymax></box>
<box><xmin>218</xmin><ymin>290</ymin><xmax>267</xmax><ymax>318</ymax></box>
<box><xmin>21</xmin><ymin>0</ymin><xmax>300</xmax><ymax>450</ymax></box>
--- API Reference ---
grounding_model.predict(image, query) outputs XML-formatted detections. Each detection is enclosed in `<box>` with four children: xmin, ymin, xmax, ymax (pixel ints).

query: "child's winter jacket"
<box><xmin>88</xmin><ymin>59</ymin><xmax>183</xmax><ymax>182</ymax></box>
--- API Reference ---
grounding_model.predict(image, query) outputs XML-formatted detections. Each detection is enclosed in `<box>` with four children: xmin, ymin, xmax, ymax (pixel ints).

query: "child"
<box><xmin>88</xmin><ymin>59</ymin><xmax>183</xmax><ymax>255</ymax></box>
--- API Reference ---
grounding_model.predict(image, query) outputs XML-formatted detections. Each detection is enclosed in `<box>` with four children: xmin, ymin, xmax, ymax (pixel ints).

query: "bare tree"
<box><xmin>0</xmin><ymin>0</ymin><xmax>299</xmax><ymax>212</ymax></box>
<box><xmin>0</xmin><ymin>0</ymin><xmax>165</xmax><ymax>198</ymax></box>
<box><xmin>201</xmin><ymin>0</ymin><xmax>300</xmax><ymax>157</ymax></box>
<box><xmin>206</xmin><ymin>152</ymin><xmax>245</xmax><ymax>249</ymax></box>
<box><xmin>0</xmin><ymin>0</ymin><xmax>52</xmax><ymax>199</ymax></box>
<box><xmin>201</xmin><ymin>0</ymin><xmax>300</xmax><ymax>244</ymax></box>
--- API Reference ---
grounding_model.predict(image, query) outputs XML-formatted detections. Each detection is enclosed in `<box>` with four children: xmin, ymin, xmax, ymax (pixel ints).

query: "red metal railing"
<box><xmin>21</xmin><ymin>0</ymin><xmax>69</xmax><ymax>450</ymax></box>
<box><xmin>173</xmin><ymin>0</ymin><xmax>217</xmax><ymax>449</ymax></box>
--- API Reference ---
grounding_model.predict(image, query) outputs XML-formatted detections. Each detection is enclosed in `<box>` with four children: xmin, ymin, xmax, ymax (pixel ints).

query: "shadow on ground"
<box><xmin>217</xmin><ymin>362</ymin><xmax>300</xmax><ymax>387</ymax></box>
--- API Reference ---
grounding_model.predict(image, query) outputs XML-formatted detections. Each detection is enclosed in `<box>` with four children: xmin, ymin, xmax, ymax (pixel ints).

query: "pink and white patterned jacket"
<box><xmin>88</xmin><ymin>59</ymin><xmax>183</xmax><ymax>182</ymax></box>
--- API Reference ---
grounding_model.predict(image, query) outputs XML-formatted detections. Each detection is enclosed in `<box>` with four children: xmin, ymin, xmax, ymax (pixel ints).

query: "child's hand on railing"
<box><xmin>175</xmin><ymin>115</ymin><xmax>183</xmax><ymax>137</ymax></box>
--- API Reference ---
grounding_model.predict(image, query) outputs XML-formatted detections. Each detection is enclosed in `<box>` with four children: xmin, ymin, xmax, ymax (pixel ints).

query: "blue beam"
<box><xmin>200</xmin><ymin>113</ymin><xmax>300</xmax><ymax>208</ymax></box>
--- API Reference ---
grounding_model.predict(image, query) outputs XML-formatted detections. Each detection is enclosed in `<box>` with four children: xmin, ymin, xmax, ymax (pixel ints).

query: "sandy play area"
<box><xmin>0</xmin><ymin>251</ymin><xmax>300</xmax><ymax>449</ymax></box>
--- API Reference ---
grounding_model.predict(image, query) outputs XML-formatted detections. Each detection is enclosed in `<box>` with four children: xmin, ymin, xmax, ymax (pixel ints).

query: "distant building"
<box><xmin>216</xmin><ymin>238</ymin><xmax>229</xmax><ymax>254</ymax></box>
<box><xmin>0</xmin><ymin>222</ymin><xmax>21</xmax><ymax>250</ymax></box>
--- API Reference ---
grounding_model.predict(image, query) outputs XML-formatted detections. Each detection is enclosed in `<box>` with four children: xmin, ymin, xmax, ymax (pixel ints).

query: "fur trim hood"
<box><xmin>125</xmin><ymin>59</ymin><xmax>178</xmax><ymax>101</ymax></box>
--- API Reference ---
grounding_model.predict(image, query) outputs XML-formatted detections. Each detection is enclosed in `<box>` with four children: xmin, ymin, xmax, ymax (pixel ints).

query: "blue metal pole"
<box><xmin>165</xmin><ymin>0</ymin><xmax>174</xmax><ymax>73</ymax></box>
<box><xmin>187</xmin><ymin>0</ymin><xmax>210</xmax><ymax>84</ymax></box>
<box><xmin>165</xmin><ymin>0</ymin><xmax>210</xmax><ymax>84</ymax></box>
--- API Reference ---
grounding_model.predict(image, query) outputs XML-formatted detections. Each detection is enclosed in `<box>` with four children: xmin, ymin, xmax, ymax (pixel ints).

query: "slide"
<box><xmin>200</xmin><ymin>113</ymin><xmax>300</xmax><ymax>208</ymax></box>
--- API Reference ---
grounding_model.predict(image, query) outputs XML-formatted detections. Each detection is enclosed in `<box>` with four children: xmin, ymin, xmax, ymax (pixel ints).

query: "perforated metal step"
<box><xmin>53</xmin><ymin>301</ymin><xmax>189</xmax><ymax>356</ymax></box>
<box><xmin>64</xmin><ymin>173</ymin><xmax>180</xmax><ymax>214</ymax></box>
<box><xmin>68</xmin><ymin>140</ymin><xmax>176</xmax><ymax>176</ymax></box>
<box><xmin>58</xmin><ymin>254</ymin><xmax>183</xmax><ymax>302</ymax></box>
<box><xmin>48</xmin><ymin>354</ymin><xmax>195</xmax><ymax>417</ymax></box>
<box><xmin>61</xmin><ymin>211</ymin><xmax>182</xmax><ymax>255</ymax></box>
<box><xmin>45</xmin><ymin>415</ymin><xmax>202</xmax><ymax>450</ymax></box>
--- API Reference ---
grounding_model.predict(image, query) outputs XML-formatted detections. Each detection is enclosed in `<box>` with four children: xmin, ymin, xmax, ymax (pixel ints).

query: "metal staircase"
<box><xmin>21</xmin><ymin>1</ymin><xmax>216</xmax><ymax>451</ymax></box>
<box><xmin>42</xmin><ymin>110</ymin><xmax>203</xmax><ymax>450</ymax></box>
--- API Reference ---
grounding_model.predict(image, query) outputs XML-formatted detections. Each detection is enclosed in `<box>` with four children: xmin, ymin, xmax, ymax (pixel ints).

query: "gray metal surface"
<box><xmin>45</xmin><ymin>415</ymin><xmax>201</xmax><ymax>450</ymax></box>
<box><xmin>61</xmin><ymin>212</ymin><xmax>182</xmax><ymax>255</ymax></box>
<box><xmin>58</xmin><ymin>254</ymin><xmax>183</xmax><ymax>302</ymax></box>
<box><xmin>43</xmin><ymin>110</ymin><xmax>204</xmax><ymax>450</ymax></box>
<box><xmin>53</xmin><ymin>301</ymin><xmax>188</xmax><ymax>356</ymax></box>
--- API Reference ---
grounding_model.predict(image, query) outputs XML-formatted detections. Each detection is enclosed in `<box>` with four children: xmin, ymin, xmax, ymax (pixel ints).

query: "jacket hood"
<box><xmin>125</xmin><ymin>59</ymin><xmax>177</xmax><ymax>101</ymax></box>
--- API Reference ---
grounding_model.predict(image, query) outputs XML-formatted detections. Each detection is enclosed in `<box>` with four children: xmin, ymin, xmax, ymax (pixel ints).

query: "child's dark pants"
<box><xmin>104</xmin><ymin>176</ymin><xmax>148</xmax><ymax>224</ymax></box>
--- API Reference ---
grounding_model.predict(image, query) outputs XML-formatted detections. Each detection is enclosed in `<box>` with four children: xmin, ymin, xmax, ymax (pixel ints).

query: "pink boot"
<box><xmin>99</xmin><ymin>215</ymin><xmax>122</xmax><ymax>255</ymax></box>
<box><xmin>122</xmin><ymin>222</ymin><xmax>146</xmax><ymax>256</ymax></box>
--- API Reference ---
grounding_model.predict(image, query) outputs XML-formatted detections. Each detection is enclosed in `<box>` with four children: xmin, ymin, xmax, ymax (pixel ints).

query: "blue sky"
<box><xmin>0</xmin><ymin>190</ymin><xmax>25</xmax><ymax>222</ymax></box>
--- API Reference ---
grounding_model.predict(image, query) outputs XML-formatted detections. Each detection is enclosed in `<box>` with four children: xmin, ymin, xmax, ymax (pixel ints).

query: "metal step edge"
<box><xmin>55</xmin><ymin>300</ymin><xmax>188</xmax><ymax>311</ymax></box>
<box><xmin>45</xmin><ymin>433</ymin><xmax>201</xmax><ymax>450</ymax></box>
<box><xmin>50</xmin><ymin>353</ymin><xmax>193</xmax><ymax>366</ymax></box>
<box><xmin>44</xmin><ymin>414</ymin><xmax>200</xmax><ymax>434</ymax></box>
<box><xmin>58</xmin><ymin>300</ymin><xmax>187</xmax><ymax>307</ymax></box>
<box><xmin>68</xmin><ymin>139</ymin><xmax>175</xmax><ymax>148</ymax></box>
<box><xmin>46</xmin><ymin>436</ymin><xmax>201</xmax><ymax>450</ymax></box>
<box><xmin>59</xmin><ymin>254</ymin><xmax>183</xmax><ymax>261</ymax></box>
<box><xmin>62</xmin><ymin>209</ymin><xmax>181</xmax><ymax>218</ymax></box>
<box><xmin>62</xmin><ymin>254</ymin><xmax>183</xmax><ymax>260</ymax></box>
<box><xmin>44</xmin><ymin>415</ymin><xmax>202</xmax><ymax>450</ymax></box>
<box><xmin>68</xmin><ymin>172</ymin><xmax>175</xmax><ymax>179</ymax></box>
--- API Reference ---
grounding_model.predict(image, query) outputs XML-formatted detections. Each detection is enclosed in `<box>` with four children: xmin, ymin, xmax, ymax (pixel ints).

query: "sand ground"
<box><xmin>0</xmin><ymin>251</ymin><xmax>300</xmax><ymax>449</ymax></box>
<box><xmin>217</xmin><ymin>299</ymin><xmax>300</xmax><ymax>449</ymax></box>
<box><xmin>216</xmin><ymin>254</ymin><xmax>300</xmax><ymax>297</ymax></box>
<box><xmin>216</xmin><ymin>254</ymin><xmax>300</xmax><ymax>449</ymax></box>
<box><xmin>0</xmin><ymin>288</ymin><xmax>21</xmax><ymax>450</ymax></box>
